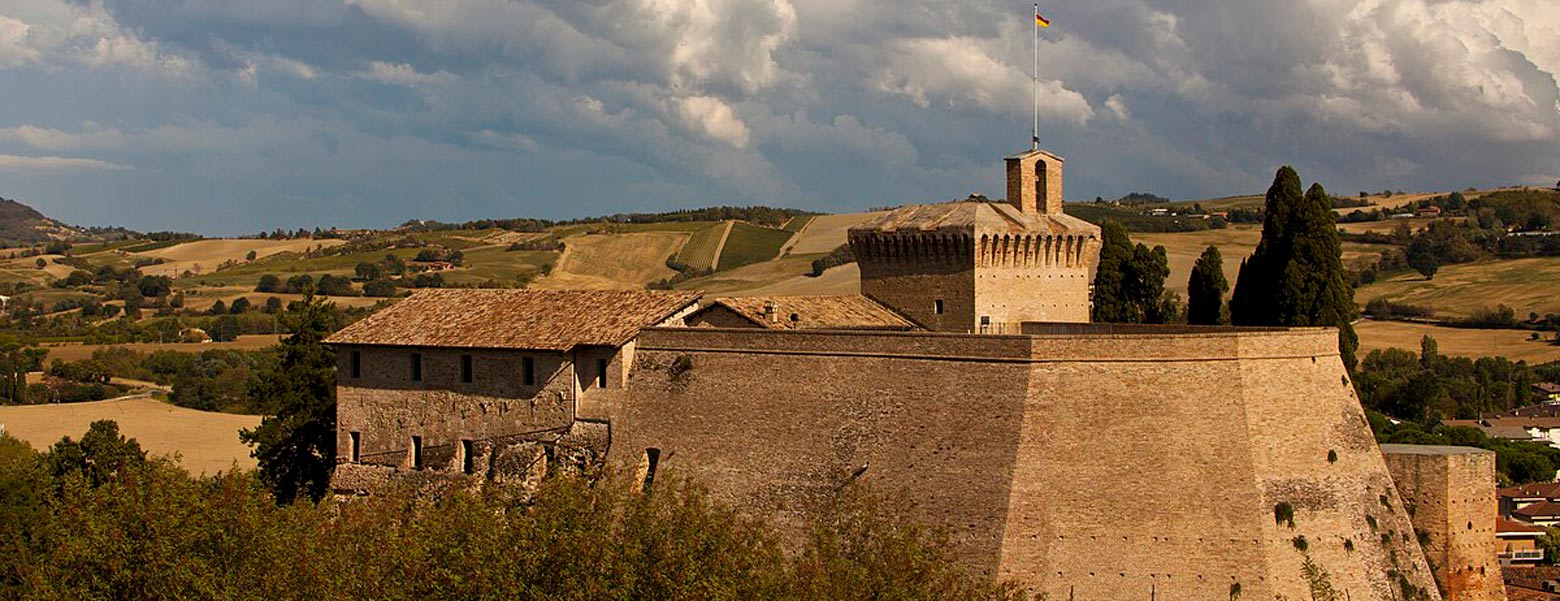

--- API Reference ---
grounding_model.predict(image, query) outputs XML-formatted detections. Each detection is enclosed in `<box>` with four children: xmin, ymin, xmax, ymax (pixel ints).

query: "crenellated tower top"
<box><xmin>848</xmin><ymin>147</ymin><xmax>1099</xmax><ymax>333</ymax></box>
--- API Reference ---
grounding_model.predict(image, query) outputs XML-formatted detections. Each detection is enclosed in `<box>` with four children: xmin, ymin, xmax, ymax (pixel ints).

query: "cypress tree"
<box><xmin>1230</xmin><ymin>167</ymin><xmax>1359</xmax><ymax>369</ymax></box>
<box><xmin>1092</xmin><ymin>221</ymin><xmax>1176</xmax><ymax>324</ymax></box>
<box><xmin>1187</xmin><ymin>245</ymin><xmax>1228</xmax><ymax>325</ymax></box>
<box><xmin>1092</xmin><ymin>221</ymin><xmax>1135</xmax><ymax>323</ymax></box>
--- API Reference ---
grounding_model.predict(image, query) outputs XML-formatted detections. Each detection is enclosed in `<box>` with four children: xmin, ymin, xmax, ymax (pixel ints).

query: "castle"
<box><xmin>326</xmin><ymin>145</ymin><xmax>1503</xmax><ymax>600</ymax></box>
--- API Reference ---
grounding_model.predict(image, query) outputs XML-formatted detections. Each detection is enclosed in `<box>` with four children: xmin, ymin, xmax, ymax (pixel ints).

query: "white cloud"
<box><xmin>358</xmin><ymin>61</ymin><xmax>452</xmax><ymax>86</ymax></box>
<box><xmin>870</xmin><ymin>37</ymin><xmax>1093</xmax><ymax>124</ymax></box>
<box><xmin>0</xmin><ymin>153</ymin><xmax>127</xmax><ymax>171</ymax></box>
<box><xmin>674</xmin><ymin>95</ymin><xmax>751</xmax><ymax>148</ymax></box>
<box><xmin>0</xmin><ymin>123</ymin><xmax>125</xmax><ymax>150</ymax></box>
<box><xmin>0</xmin><ymin>0</ymin><xmax>192</xmax><ymax>75</ymax></box>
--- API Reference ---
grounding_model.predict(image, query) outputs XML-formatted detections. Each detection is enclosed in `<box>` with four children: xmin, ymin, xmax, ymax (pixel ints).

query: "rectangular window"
<box><xmin>410</xmin><ymin>353</ymin><xmax>422</xmax><ymax>382</ymax></box>
<box><xmin>460</xmin><ymin>354</ymin><xmax>473</xmax><ymax>383</ymax></box>
<box><xmin>349</xmin><ymin>351</ymin><xmax>361</xmax><ymax>379</ymax></box>
<box><xmin>349</xmin><ymin>431</ymin><xmax>360</xmax><ymax>463</ymax></box>
<box><xmin>596</xmin><ymin>358</ymin><xmax>608</xmax><ymax>389</ymax></box>
<box><xmin>523</xmin><ymin>357</ymin><xmax>535</xmax><ymax>386</ymax></box>
<box><xmin>934</xmin><ymin>299</ymin><xmax>945</xmax><ymax>315</ymax></box>
<box><xmin>462</xmin><ymin>440</ymin><xmax>475</xmax><ymax>474</ymax></box>
<box><xmin>411</xmin><ymin>436</ymin><xmax>423</xmax><ymax>470</ymax></box>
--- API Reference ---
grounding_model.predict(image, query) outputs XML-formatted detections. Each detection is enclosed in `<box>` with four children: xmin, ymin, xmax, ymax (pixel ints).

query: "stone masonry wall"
<box><xmin>854</xmin><ymin>238</ymin><xmax>975</xmax><ymax>332</ymax></box>
<box><xmin>1383</xmin><ymin>445</ymin><xmax>1505</xmax><ymax>601</ymax></box>
<box><xmin>608</xmin><ymin>327</ymin><xmax>1442</xmax><ymax>600</ymax></box>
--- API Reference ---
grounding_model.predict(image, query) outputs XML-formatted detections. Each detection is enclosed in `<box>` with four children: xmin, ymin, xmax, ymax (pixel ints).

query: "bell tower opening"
<box><xmin>1006</xmin><ymin>148</ymin><xmax>1065</xmax><ymax>215</ymax></box>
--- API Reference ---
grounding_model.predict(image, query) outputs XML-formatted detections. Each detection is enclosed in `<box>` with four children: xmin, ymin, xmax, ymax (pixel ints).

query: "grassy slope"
<box><xmin>534</xmin><ymin>232</ymin><xmax>688</xmax><ymax>290</ymax></box>
<box><xmin>675</xmin><ymin>222</ymin><xmax>729</xmax><ymax>271</ymax></box>
<box><xmin>716</xmin><ymin>223</ymin><xmax>794</xmax><ymax>271</ymax></box>
<box><xmin>1355</xmin><ymin>257</ymin><xmax>1560</xmax><ymax>319</ymax></box>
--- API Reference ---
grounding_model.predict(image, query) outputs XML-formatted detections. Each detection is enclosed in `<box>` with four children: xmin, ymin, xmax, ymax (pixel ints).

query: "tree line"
<box><xmin>1092</xmin><ymin>166</ymin><xmax>1358</xmax><ymax>367</ymax></box>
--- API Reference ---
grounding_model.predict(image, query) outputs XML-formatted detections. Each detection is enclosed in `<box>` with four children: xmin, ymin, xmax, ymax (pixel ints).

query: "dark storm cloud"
<box><xmin>0</xmin><ymin>0</ymin><xmax>1555</xmax><ymax>234</ymax></box>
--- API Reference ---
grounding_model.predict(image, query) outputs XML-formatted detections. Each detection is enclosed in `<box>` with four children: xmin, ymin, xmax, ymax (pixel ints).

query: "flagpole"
<box><xmin>1032</xmin><ymin>3</ymin><xmax>1039</xmax><ymax>150</ymax></box>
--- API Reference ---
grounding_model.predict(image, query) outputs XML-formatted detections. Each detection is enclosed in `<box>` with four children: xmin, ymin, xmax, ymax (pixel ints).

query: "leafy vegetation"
<box><xmin>0</xmin><ymin>426</ymin><xmax>1028</xmax><ymax>600</ymax></box>
<box><xmin>1092</xmin><ymin>222</ymin><xmax>1176</xmax><ymax>323</ymax></box>
<box><xmin>1355</xmin><ymin>335</ymin><xmax>1539</xmax><ymax>421</ymax></box>
<box><xmin>1230</xmin><ymin>167</ymin><xmax>1358</xmax><ymax>369</ymax></box>
<box><xmin>716</xmin><ymin>222</ymin><xmax>795</xmax><ymax>271</ymax></box>
<box><xmin>1187</xmin><ymin>245</ymin><xmax>1227</xmax><ymax>325</ymax></box>
<box><xmin>240</xmin><ymin>294</ymin><xmax>340</xmax><ymax>503</ymax></box>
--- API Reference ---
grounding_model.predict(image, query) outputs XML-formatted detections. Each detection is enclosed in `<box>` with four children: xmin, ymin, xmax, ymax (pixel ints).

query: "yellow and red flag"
<box><xmin>1035</xmin><ymin>9</ymin><xmax>1050</xmax><ymax>28</ymax></box>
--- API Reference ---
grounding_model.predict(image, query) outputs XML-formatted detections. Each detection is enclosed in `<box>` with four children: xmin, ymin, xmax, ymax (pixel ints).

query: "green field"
<box><xmin>1356</xmin><ymin>257</ymin><xmax>1560</xmax><ymax>318</ymax></box>
<box><xmin>441</xmin><ymin>247</ymin><xmax>558</xmax><ymax>285</ymax></box>
<box><xmin>675</xmin><ymin>222</ymin><xmax>728</xmax><ymax>270</ymax></box>
<box><xmin>716</xmin><ymin>223</ymin><xmax>794</xmax><ymax>272</ymax></box>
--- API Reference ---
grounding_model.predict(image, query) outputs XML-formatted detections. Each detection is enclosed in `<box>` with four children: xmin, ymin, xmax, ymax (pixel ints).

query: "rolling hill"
<box><xmin>0</xmin><ymin>196</ymin><xmax>91</xmax><ymax>244</ymax></box>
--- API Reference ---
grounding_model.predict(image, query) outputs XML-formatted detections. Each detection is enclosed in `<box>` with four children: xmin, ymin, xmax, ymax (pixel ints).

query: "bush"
<box><xmin>810</xmin><ymin>245</ymin><xmax>855</xmax><ymax>277</ymax></box>
<box><xmin>361</xmin><ymin>279</ymin><xmax>399</xmax><ymax>298</ymax></box>
<box><xmin>0</xmin><ymin>432</ymin><xmax>1026</xmax><ymax>601</ymax></box>
<box><xmin>1363</xmin><ymin>298</ymin><xmax>1435</xmax><ymax>320</ymax></box>
<box><xmin>255</xmin><ymin>274</ymin><xmax>281</xmax><ymax>293</ymax></box>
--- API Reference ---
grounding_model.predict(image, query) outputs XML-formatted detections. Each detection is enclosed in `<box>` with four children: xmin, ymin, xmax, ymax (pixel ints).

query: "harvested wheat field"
<box><xmin>533</xmin><ymin>232</ymin><xmax>688</xmax><ymax>290</ymax></box>
<box><xmin>786</xmin><ymin>211</ymin><xmax>886</xmax><ymax>255</ymax></box>
<box><xmin>43</xmin><ymin>334</ymin><xmax>283</xmax><ymax>363</ymax></box>
<box><xmin>0</xmin><ymin>396</ymin><xmax>260</xmax><ymax>475</ymax></box>
<box><xmin>132</xmin><ymin>238</ymin><xmax>346</xmax><ymax>277</ymax></box>
<box><xmin>1135</xmin><ymin>225</ymin><xmax>1390</xmax><ymax>298</ymax></box>
<box><xmin>1356</xmin><ymin>258</ymin><xmax>1560</xmax><ymax>319</ymax></box>
<box><xmin>730</xmin><ymin>263</ymin><xmax>862</xmax><ymax>297</ymax></box>
<box><xmin>1355</xmin><ymin>320</ymin><xmax>1560</xmax><ymax>364</ymax></box>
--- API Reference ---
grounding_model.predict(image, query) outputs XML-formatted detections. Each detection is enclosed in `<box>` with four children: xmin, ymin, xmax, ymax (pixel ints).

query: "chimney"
<box><xmin>763</xmin><ymin>300</ymin><xmax>777</xmax><ymax>323</ymax></box>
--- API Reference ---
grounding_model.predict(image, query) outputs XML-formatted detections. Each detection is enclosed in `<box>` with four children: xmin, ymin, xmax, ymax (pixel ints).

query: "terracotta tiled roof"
<box><xmin>701</xmin><ymin>295</ymin><xmax>917</xmax><ymax>331</ymax></box>
<box><xmin>1502</xmin><ymin>482</ymin><xmax>1560</xmax><ymax>500</ymax></box>
<box><xmin>1507</xmin><ymin>585</ymin><xmax>1560</xmax><ymax>601</ymax></box>
<box><xmin>325</xmin><ymin>289</ymin><xmax>701</xmax><ymax>351</ymax></box>
<box><xmin>1515</xmin><ymin>500</ymin><xmax>1560</xmax><ymax>519</ymax></box>
<box><xmin>1501</xmin><ymin>516</ymin><xmax>1551</xmax><ymax>535</ymax></box>
<box><xmin>848</xmin><ymin>201</ymin><xmax>1099</xmax><ymax>237</ymax></box>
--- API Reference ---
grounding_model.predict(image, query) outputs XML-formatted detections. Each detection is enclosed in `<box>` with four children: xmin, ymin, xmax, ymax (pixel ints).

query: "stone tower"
<box><xmin>848</xmin><ymin>148</ymin><xmax>1100</xmax><ymax>332</ymax></box>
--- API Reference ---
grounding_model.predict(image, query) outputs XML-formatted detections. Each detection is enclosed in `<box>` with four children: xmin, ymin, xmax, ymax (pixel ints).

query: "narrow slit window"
<box><xmin>349</xmin><ymin>431</ymin><xmax>360</xmax><ymax>463</ymax></box>
<box><xmin>460</xmin><ymin>354</ymin><xmax>473</xmax><ymax>383</ymax></box>
<box><xmin>411</xmin><ymin>436</ymin><xmax>423</xmax><ymax>470</ymax></box>
<box><xmin>410</xmin><ymin>353</ymin><xmax>422</xmax><ymax>381</ymax></box>
<box><xmin>641</xmin><ymin>448</ymin><xmax>661</xmax><ymax>493</ymax></box>
<box><xmin>596</xmin><ymin>358</ymin><xmax>608</xmax><ymax>389</ymax></box>
<box><xmin>349</xmin><ymin>351</ymin><xmax>361</xmax><ymax>379</ymax></box>
<box><xmin>523</xmin><ymin>357</ymin><xmax>535</xmax><ymax>386</ymax></box>
<box><xmin>934</xmin><ymin>299</ymin><xmax>945</xmax><ymax>315</ymax></box>
<box><xmin>462</xmin><ymin>440</ymin><xmax>475</xmax><ymax>474</ymax></box>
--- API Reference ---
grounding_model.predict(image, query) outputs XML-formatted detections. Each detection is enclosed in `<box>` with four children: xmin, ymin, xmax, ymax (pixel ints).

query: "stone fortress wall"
<box><xmin>1383</xmin><ymin>445</ymin><xmax>1505</xmax><ymax>601</ymax></box>
<box><xmin>604</xmin><ymin>325</ymin><xmax>1442</xmax><ymax>600</ymax></box>
<box><xmin>331</xmin><ymin>344</ymin><xmax>624</xmax><ymax>490</ymax></box>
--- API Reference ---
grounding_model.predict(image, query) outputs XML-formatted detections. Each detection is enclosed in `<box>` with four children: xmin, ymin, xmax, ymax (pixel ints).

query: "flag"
<box><xmin>1035</xmin><ymin>10</ymin><xmax>1050</xmax><ymax>28</ymax></box>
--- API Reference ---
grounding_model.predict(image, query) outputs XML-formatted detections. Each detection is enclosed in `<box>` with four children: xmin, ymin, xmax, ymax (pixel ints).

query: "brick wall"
<box><xmin>1383</xmin><ymin>445</ymin><xmax>1505</xmax><ymax>601</ymax></box>
<box><xmin>607</xmin><ymin>326</ymin><xmax>1442</xmax><ymax>600</ymax></box>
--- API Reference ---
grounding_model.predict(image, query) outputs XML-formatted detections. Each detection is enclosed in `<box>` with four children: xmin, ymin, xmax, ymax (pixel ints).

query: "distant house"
<box><xmin>1502</xmin><ymin>482</ymin><xmax>1560</xmax><ymax>516</ymax></box>
<box><xmin>420</xmin><ymin>261</ymin><xmax>456</xmax><ymax>272</ymax></box>
<box><xmin>1443</xmin><ymin>416</ymin><xmax>1560</xmax><ymax>448</ymax></box>
<box><xmin>1498</xmin><ymin>517</ymin><xmax>1547</xmax><ymax>565</ymax></box>
<box><xmin>1536</xmin><ymin>383</ymin><xmax>1560</xmax><ymax>403</ymax></box>
<box><xmin>1390</xmin><ymin>213</ymin><xmax>1417</xmax><ymax>219</ymax></box>
<box><xmin>1418</xmin><ymin>205</ymin><xmax>1443</xmax><ymax>218</ymax></box>
<box><xmin>179</xmin><ymin>327</ymin><xmax>212</xmax><ymax>343</ymax></box>
<box><xmin>1514</xmin><ymin>501</ymin><xmax>1560</xmax><ymax>528</ymax></box>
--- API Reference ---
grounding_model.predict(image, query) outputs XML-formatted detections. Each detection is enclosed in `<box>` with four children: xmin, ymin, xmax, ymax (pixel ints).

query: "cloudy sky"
<box><xmin>0</xmin><ymin>0</ymin><xmax>1556</xmax><ymax>235</ymax></box>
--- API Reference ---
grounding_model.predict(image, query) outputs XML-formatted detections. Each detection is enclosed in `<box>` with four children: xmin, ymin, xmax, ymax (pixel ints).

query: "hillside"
<box><xmin>0</xmin><ymin>196</ymin><xmax>89</xmax><ymax>244</ymax></box>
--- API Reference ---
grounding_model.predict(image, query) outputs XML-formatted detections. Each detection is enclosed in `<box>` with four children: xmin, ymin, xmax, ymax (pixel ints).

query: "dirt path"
<box><xmin>709</xmin><ymin>221</ymin><xmax>735</xmax><ymax>269</ymax></box>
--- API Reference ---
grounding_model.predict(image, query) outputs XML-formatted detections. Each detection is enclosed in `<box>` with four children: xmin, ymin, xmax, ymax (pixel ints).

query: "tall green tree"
<box><xmin>1230</xmin><ymin>166</ymin><xmax>1359</xmax><ymax>369</ymax></box>
<box><xmin>1187</xmin><ymin>245</ymin><xmax>1228</xmax><ymax>325</ymax></box>
<box><xmin>1092</xmin><ymin>221</ymin><xmax>1177</xmax><ymax>324</ymax></box>
<box><xmin>240</xmin><ymin>293</ymin><xmax>338</xmax><ymax>503</ymax></box>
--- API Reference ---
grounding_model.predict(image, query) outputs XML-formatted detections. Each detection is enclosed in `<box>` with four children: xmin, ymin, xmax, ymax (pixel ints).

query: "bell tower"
<box><xmin>1005</xmin><ymin>149</ymin><xmax>1064</xmax><ymax>215</ymax></box>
